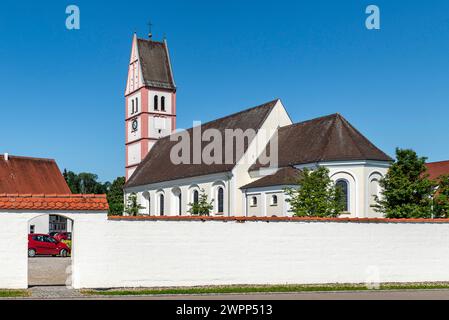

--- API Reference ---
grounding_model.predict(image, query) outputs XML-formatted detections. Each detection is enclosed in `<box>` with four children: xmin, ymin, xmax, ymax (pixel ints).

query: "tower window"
<box><xmin>161</xmin><ymin>96</ymin><xmax>166</xmax><ymax>111</ymax></box>
<box><xmin>135</xmin><ymin>97</ymin><xmax>139</xmax><ymax>113</ymax></box>
<box><xmin>154</xmin><ymin>95</ymin><xmax>159</xmax><ymax>110</ymax></box>
<box><xmin>131</xmin><ymin>99</ymin><xmax>135</xmax><ymax>114</ymax></box>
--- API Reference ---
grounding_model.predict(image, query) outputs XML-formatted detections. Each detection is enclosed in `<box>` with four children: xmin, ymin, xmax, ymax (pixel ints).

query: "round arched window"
<box><xmin>217</xmin><ymin>187</ymin><xmax>224</xmax><ymax>213</ymax></box>
<box><xmin>336</xmin><ymin>180</ymin><xmax>349</xmax><ymax>212</ymax></box>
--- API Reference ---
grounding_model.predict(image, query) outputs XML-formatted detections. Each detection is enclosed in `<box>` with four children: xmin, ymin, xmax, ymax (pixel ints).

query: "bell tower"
<box><xmin>125</xmin><ymin>33</ymin><xmax>177</xmax><ymax>180</ymax></box>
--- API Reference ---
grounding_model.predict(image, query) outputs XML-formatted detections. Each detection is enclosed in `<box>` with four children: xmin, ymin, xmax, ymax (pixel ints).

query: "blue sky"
<box><xmin>1</xmin><ymin>0</ymin><xmax>448</xmax><ymax>182</ymax></box>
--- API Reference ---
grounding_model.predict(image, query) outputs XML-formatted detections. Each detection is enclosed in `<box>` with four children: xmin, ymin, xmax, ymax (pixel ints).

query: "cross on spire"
<box><xmin>147</xmin><ymin>21</ymin><xmax>153</xmax><ymax>39</ymax></box>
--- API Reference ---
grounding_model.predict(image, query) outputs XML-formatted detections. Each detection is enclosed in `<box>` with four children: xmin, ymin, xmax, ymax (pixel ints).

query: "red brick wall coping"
<box><xmin>0</xmin><ymin>194</ymin><xmax>109</xmax><ymax>211</ymax></box>
<box><xmin>108</xmin><ymin>216</ymin><xmax>449</xmax><ymax>224</ymax></box>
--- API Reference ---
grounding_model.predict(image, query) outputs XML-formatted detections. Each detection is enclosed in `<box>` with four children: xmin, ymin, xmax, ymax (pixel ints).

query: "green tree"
<box><xmin>434</xmin><ymin>175</ymin><xmax>449</xmax><ymax>218</ymax></box>
<box><xmin>107</xmin><ymin>177</ymin><xmax>125</xmax><ymax>216</ymax></box>
<box><xmin>63</xmin><ymin>169</ymin><xmax>81</xmax><ymax>193</ymax></box>
<box><xmin>188</xmin><ymin>189</ymin><xmax>214</xmax><ymax>216</ymax></box>
<box><xmin>63</xmin><ymin>170</ymin><xmax>109</xmax><ymax>194</ymax></box>
<box><xmin>284</xmin><ymin>167</ymin><xmax>344</xmax><ymax>217</ymax></box>
<box><xmin>125</xmin><ymin>192</ymin><xmax>145</xmax><ymax>216</ymax></box>
<box><xmin>374</xmin><ymin>148</ymin><xmax>436</xmax><ymax>218</ymax></box>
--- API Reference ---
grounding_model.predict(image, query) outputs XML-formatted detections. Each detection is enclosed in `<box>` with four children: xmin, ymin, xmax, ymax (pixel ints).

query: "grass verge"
<box><xmin>0</xmin><ymin>290</ymin><xmax>30</xmax><ymax>298</ymax></box>
<box><xmin>82</xmin><ymin>282</ymin><xmax>449</xmax><ymax>296</ymax></box>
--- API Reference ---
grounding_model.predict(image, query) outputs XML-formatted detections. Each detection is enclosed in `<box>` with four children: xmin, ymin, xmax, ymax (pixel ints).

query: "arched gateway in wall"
<box><xmin>0</xmin><ymin>194</ymin><xmax>108</xmax><ymax>289</ymax></box>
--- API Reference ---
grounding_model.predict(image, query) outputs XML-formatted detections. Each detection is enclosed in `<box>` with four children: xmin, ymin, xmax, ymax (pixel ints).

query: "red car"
<box><xmin>53</xmin><ymin>232</ymin><xmax>71</xmax><ymax>242</ymax></box>
<box><xmin>28</xmin><ymin>234</ymin><xmax>71</xmax><ymax>257</ymax></box>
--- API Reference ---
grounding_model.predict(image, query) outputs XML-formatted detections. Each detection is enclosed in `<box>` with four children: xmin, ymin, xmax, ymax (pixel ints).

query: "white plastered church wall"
<box><xmin>231</xmin><ymin>100</ymin><xmax>293</xmax><ymax>216</ymax></box>
<box><xmin>126</xmin><ymin>172</ymin><xmax>232</xmax><ymax>216</ymax></box>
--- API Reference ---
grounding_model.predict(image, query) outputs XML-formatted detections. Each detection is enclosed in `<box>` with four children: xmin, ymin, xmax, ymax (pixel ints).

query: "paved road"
<box><xmin>28</xmin><ymin>257</ymin><xmax>71</xmax><ymax>287</ymax></box>
<box><xmin>14</xmin><ymin>287</ymin><xmax>449</xmax><ymax>300</ymax></box>
<box><xmin>77</xmin><ymin>290</ymin><xmax>449</xmax><ymax>300</ymax></box>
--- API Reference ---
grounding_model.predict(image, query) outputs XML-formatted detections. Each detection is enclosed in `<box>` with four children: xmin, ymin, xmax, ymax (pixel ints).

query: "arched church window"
<box><xmin>178</xmin><ymin>193</ymin><xmax>182</xmax><ymax>216</ymax></box>
<box><xmin>159</xmin><ymin>194</ymin><xmax>164</xmax><ymax>216</ymax></box>
<box><xmin>217</xmin><ymin>187</ymin><xmax>224</xmax><ymax>213</ymax></box>
<box><xmin>271</xmin><ymin>195</ymin><xmax>278</xmax><ymax>206</ymax></box>
<box><xmin>193</xmin><ymin>190</ymin><xmax>199</xmax><ymax>205</ymax></box>
<box><xmin>161</xmin><ymin>96</ymin><xmax>166</xmax><ymax>111</ymax></box>
<box><xmin>154</xmin><ymin>95</ymin><xmax>159</xmax><ymax>110</ymax></box>
<box><xmin>336</xmin><ymin>180</ymin><xmax>349</xmax><ymax>212</ymax></box>
<box><xmin>143</xmin><ymin>191</ymin><xmax>150</xmax><ymax>215</ymax></box>
<box><xmin>250</xmin><ymin>196</ymin><xmax>258</xmax><ymax>207</ymax></box>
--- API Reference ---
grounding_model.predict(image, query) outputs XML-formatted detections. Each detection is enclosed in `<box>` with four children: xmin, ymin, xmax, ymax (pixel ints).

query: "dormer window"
<box><xmin>154</xmin><ymin>95</ymin><xmax>159</xmax><ymax>110</ymax></box>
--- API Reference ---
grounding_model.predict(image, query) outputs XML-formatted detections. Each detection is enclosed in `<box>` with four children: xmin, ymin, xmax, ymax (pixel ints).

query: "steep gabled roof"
<box><xmin>125</xmin><ymin>100</ymin><xmax>279</xmax><ymax>188</ymax></box>
<box><xmin>250</xmin><ymin>113</ymin><xmax>392</xmax><ymax>171</ymax></box>
<box><xmin>426</xmin><ymin>161</ymin><xmax>449</xmax><ymax>181</ymax></box>
<box><xmin>137</xmin><ymin>38</ymin><xmax>176</xmax><ymax>90</ymax></box>
<box><xmin>0</xmin><ymin>155</ymin><xmax>71</xmax><ymax>194</ymax></box>
<box><xmin>241</xmin><ymin>167</ymin><xmax>300</xmax><ymax>189</ymax></box>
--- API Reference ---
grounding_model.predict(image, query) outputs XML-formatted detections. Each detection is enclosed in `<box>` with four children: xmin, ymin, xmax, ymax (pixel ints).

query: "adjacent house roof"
<box><xmin>426</xmin><ymin>161</ymin><xmax>449</xmax><ymax>181</ymax></box>
<box><xmin>250</xmin><ymin>113</ymin><xmax>392</xmax><ymax>171</ymax></box>
<box><xmin>125</xmin><ymin>100</ymin><xmax>279</xmax><ymax>188</ymax></box>
<box><xmin>0</xmin><ymin>194</ymin><xmax>108</xmax><ymax>211</ymax></box>
<box><xmin>137</xmin><ymin>38</ymin><xmax>176</xmax><ymax>90</ymax></box>
<box><xmin>0</xmin><ymin>155</ymin><xmax>71</xmax><ymax>194</ymax></box>
<box><xmin>241</xmin><ymin>167</ymin><xmax>300</xmax><ymax>189</ymax></box>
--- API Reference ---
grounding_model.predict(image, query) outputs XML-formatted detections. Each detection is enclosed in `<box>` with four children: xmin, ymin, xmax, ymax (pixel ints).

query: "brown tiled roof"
<box><xmin>0</xmin><ymin>155</ymin><xmax>71</xmax><ymax>194</ymax></box>
<box><xmin>125</xmin><ymin>100</ymin><xmax>279</xmax><ymax>188</ymax></box>
<box><xmin>241</xmin><ymin>167</ymin><xmax>300</xmax><ymax>189</ymax></box>
<box><xmin>250</xmin><ymin>113</ymin><xmax>392</xmax><ymax>171</ymax></box>
<box><xmin>426</xmin><ymin>161</ymin><xmax>449</xmax><ymax>181</ymax></box>
<box><xmin>0</xmin><ymin>194</ymin><xmax>108</xmax><ymax>211</ymax></box>
<box><xmin>137</xmin><ymin>39</ymin><xmax>175</xmax><ymax>90</ymax></box>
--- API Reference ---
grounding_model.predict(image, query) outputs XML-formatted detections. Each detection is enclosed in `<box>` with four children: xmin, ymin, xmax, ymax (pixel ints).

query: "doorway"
<box><xmin>27</xmin><ymin>214</ymin><xmax>74</xmax><ymax>287</ymax></box>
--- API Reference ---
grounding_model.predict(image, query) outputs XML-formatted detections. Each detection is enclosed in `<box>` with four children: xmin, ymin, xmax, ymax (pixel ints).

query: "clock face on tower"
<box><xmin>131</xmin><ymin>119</ymin><xmax>138</xmax><ymax>132</ymax></box>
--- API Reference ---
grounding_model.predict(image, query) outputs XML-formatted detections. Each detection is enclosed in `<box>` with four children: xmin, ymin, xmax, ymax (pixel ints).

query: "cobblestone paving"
<box><xmin>30</xmin><ymin>286</ymin><xmax>83</xmax><ymax>299</ymax></box>
<box><xmin>28</xmin><ymin>257</ymin><xmax>71</xmax><ymax>286</ymax></box>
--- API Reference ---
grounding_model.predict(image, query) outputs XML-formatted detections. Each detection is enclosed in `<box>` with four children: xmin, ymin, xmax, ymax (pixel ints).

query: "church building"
<box><xmin>124</xmin><ymin>35</ymin><xmax>393</xmax><ymax>218</ymax></box>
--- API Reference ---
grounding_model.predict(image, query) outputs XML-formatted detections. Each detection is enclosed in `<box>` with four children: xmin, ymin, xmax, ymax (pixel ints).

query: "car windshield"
<box><xmin>44</xmin><ymin>236</ymin><xmax>57</xmax><ymax>243</ymax></box>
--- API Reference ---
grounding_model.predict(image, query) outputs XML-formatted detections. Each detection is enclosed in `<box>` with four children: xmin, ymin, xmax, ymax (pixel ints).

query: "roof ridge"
<box><xmin>136</xmin><ymin>99</ymin><xmax>279</xmax><ymax>145</ymax></box>
<box><xmin>281</xmin><ymin>113</ymin><xmax>339</xmax><ymax>130</ymax></box>
<box><xmin>198</xmin><ymin>99</ymin><xmax>279</xmax><ymax>127</ymax></box>
<box><xmin>0</xmin><ymin>155</ymin><xmax>56</xmax><ymax>162</ymax></box>
<box><xmin>427</xmin><ymin>160</ymin><xmax>449</xmax><ymax>165</ymax></box>
<box><xmin>136</xmin><ymin>38</ymin><xmax>165</xmax><ymax>45</ymax></box>
<box><xmin>0</xmin><ymin>194</ymin><xmax>106</xmax><ymax>198</ymax></box>
<box><xmin>317</xmin><ymin>114</ymin><xmax>341</xmax><ymax>162</ymax></box>
<box><xmin>337</xmin><ymin>114</ymin><xmax>392</xmax><ymax>160</ymax></box>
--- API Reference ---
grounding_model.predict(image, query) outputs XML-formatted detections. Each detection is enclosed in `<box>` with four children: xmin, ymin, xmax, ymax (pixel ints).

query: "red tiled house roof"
<box><xmin>0</xmin><ymin>155</ymin><xmax>71</xmax><ymax>194</ymax></box>
<box><xmin>426</xmin><ymin>161</ymin><xmax>449</xmax><ymax>181</ymax></box>
<box><xmin>0</xmin><ymin>194</ymin><xmax>109</xmax><ymax>211</ymax></box>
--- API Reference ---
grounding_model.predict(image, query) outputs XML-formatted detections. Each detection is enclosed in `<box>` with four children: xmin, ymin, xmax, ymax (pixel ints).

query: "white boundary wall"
<box><xmin>72</xmin><ymin>219</ymin><xmax>449</xmax><ymax>289</ymax></box>
<box><xmin>2</xmin><ymin>212</ymin><xmax>449</xmax><ymax>289</ymax></box>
